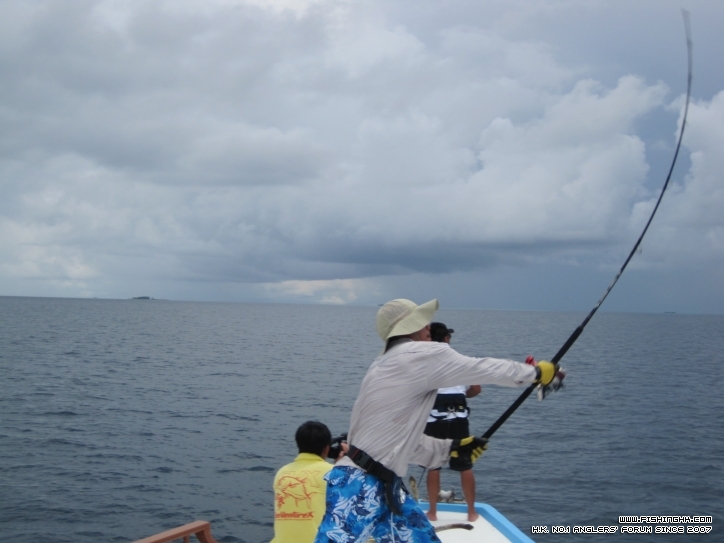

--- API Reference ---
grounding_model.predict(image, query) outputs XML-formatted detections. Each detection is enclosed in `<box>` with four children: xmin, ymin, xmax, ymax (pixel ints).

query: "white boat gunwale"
<box><xmin>132</xmin><ymin>502</ymin><xmax>534</xmax><ymax>543</ymax></box>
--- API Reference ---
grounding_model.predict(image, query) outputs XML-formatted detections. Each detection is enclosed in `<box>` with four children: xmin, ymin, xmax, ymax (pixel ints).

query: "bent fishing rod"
<box><xmin>481</xmin><ymin>11</ymin><xmax>693</xmax><ymax>442</ymax></box>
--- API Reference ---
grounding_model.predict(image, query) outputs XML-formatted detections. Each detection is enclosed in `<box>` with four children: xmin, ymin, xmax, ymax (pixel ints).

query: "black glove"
<box><xmin>450</xmin><ymin>436</ymin><xmax>488</xmax><ymax>463</ymax></box>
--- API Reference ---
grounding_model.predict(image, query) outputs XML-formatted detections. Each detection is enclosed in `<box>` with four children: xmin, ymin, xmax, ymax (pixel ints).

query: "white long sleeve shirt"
<box><xmin>337</xmin><ymin>339</ymin><xmax>537</xmax><ymax>477</ymax></box>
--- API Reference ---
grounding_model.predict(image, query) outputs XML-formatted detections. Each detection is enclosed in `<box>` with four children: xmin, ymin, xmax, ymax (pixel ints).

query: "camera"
<box><xmin>327</xmin><ymin>433</ymin><xmax>348</xmax><ymax>459</ymax></box>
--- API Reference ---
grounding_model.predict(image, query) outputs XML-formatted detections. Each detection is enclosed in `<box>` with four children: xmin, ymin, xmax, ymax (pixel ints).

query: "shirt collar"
<box><xmin>295</xmin><ymin>452</ymin><xmax>326</xmax><ymax>462</ymax></box>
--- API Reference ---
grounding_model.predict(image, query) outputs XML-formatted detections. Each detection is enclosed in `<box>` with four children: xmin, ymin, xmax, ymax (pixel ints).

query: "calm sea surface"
<box><xmin>1</xmin><ymin>297</ymin><xmax>722</xmax><ymax>543</ymax></box>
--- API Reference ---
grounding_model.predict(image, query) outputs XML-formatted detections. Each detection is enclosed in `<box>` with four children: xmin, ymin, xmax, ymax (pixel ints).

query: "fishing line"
<box><xmin>481</xmin><ymin>10</ymin><xmax>693</xmax><ymax>441</ymax></box>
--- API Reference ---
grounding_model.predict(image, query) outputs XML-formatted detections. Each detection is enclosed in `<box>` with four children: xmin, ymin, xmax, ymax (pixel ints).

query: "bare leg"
<box><xmin>425</xmin><ymin>469</ymin><xmax>440</xmax><ymax>521</ymax></box>
<box><xmin>460</xmin><ymin>469</ymin><xmax>479</xmax><ymax>522</ymax></box>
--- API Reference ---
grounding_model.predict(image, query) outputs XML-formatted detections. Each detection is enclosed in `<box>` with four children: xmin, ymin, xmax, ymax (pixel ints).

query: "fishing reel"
<box><xmin>327</xmin><ymin>433</ymin><xmax>348</xmax><ymax>459</ymax></box>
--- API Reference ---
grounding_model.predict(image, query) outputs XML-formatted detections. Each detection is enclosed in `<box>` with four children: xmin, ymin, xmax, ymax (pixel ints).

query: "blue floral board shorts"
<box><xmin>314</xmin><ymin>466</ymin><xmax>441</xmax><ymax>543</ymax></box>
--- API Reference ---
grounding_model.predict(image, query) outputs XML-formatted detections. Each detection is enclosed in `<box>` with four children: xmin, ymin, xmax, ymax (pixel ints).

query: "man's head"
<box><xmin>295</xmin><ymin>420</ymin><xmax>332</xmax><ymax>457</ymax></box>
<box><xmin>430</xmin><ymin>322</ymin><xmax>454</xmax><ymax>343</ymax></box>
<box><xmin>375</xmin><ymin>298</ymin><xmax>439</xmax><ymax>345</ymax></box>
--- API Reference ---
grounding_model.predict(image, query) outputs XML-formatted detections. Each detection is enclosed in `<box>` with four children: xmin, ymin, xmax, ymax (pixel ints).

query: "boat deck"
<box><xmin>422</xmin><ymin>503</ymin><xmax>535</xmax><ymax>543</ymax></box>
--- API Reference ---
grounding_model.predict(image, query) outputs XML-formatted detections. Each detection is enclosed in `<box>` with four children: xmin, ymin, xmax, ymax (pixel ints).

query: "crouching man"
<box><xmin>314</xmin><ymin>298</ymin><xmax>557</xmax><ymax>543</ymax></box>
<box><xmin>273</xmin><ymin>421</ymin><xmax>345</xmax><ymax>543</ymax></box>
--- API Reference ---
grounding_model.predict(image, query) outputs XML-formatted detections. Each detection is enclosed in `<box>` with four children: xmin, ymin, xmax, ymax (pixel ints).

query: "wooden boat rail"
<box><xmin>133</xmin><ymin>520</ymin><xmax>219</xmax><ymax>543</ymax></box>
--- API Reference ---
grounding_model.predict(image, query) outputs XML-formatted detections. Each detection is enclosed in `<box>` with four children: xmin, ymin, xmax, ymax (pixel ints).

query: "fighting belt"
<box><xmin>347</xmin><ymin>446</ymin><xmax>404</xmax><ymax>515</ymax></box>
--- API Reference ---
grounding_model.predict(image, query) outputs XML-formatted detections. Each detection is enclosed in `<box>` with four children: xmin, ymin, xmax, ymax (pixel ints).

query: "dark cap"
<box><xmin>430</xmin><ymin>322</ymin><xmax>454</xmax><ymax>342</ymax></box>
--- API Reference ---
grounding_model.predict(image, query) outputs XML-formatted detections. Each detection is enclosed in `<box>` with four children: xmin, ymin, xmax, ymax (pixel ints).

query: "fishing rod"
<box><xmin>481</xmin><ymin>10</ymin><xmax>693</xmax><ymax>442</ymax></box>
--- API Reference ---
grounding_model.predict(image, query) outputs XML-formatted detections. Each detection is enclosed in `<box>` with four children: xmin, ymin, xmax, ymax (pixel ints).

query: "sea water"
<box><xmin>0</xmin><ymin>296</ymin><xmax>722</xmax><ymax>543</ymax></box>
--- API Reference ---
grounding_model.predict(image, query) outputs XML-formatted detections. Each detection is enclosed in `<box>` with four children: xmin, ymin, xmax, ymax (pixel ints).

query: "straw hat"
<box><xmin>376</xmin><ymin>298</ymin><xmax>439</xmax><ymax>341</ymax></box>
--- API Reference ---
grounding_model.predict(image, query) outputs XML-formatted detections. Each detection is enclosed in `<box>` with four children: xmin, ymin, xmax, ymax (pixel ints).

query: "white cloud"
<box><xmin>324</xmin><ymin>18</ymin><xmax>425</xmax><ymax>79</ymax></box>
<box><xmin>262</xmin><ymin>278</ymin><xmax>369</xmax><ymax>304</ymax></box>
<box><xmin>636</xmin><ymin>90</ymin><xmax>724</xmax><ymax>267</ymax></box>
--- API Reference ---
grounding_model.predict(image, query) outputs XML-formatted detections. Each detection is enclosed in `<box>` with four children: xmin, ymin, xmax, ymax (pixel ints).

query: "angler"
<box><xmin>313</xmin><ymin>298</ymin><xmax>556</xmax><ymax>543</ymax></box>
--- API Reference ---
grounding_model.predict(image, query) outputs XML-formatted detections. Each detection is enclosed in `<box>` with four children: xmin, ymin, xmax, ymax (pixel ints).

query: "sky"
<box><xmin>1</xmin><ymin>0</ymin><xmax>723</xmax><ymax>314</ymax></box>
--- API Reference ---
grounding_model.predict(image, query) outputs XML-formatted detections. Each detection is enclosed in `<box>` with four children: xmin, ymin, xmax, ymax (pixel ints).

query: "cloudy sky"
<box><xmin>1</xmin><ymin>0</ymin><xmax>723</xmax><ymax>313</ymax></box>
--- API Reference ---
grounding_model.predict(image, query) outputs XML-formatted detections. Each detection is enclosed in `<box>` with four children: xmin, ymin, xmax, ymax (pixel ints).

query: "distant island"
<box><xmin>131</xmin><ymin>296</ymin><xmax>153</xmax><ymax>300</ymax></box>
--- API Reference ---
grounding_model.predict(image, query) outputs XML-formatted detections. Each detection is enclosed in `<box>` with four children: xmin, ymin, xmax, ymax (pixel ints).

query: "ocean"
<box><xmin>0</xmin><ymin>296</ymin><xmax>722</xmax><ymax>543</ymax></box>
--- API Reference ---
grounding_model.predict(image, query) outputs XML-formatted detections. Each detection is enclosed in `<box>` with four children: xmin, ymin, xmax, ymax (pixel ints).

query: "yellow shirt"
<box><xmin>271</xmin><ymin>453</ymin><xmax>332</xmax><ymax>543</ymax></box>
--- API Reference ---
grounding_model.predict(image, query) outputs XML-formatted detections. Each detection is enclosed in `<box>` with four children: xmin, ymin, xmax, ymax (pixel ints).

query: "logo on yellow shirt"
<box><xmin>275</xmin><ymin>471</ymin><xmax>324</xmax><ymax>517</ymax></box>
